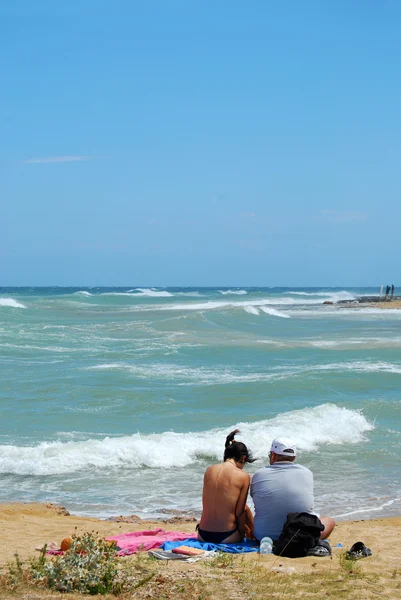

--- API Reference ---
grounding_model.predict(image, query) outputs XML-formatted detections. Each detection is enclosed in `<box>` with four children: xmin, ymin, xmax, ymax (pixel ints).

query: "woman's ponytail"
<box><xmin>223</xmin><ymin>429</ymin><xmax>255</xmax><ymax>463</ymax></box>
<box><xmin>225</xmin><ymin>429</ymin><xmax>240</xmax><ymax>448</ymax></box>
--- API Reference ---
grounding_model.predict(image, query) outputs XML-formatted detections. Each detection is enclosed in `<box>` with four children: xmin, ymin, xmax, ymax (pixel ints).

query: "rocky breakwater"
<box><xmin>323</xmin><ymin>295</ymin><xmax>401</xmax><ymax>306</ymax></box>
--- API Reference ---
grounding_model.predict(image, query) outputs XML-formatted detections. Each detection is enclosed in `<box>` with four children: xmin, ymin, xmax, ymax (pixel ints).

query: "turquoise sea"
<box><xmin>1</xmin><ymin>287</ymin><xmax>400</xmax><ymax>521</ymax></box>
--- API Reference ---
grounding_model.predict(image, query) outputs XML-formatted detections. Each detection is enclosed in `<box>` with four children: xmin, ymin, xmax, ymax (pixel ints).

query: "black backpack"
<box><xmin>273</xmin><ymin>512</ymin><xmax>324</xmax><ymax>558</ymax></box>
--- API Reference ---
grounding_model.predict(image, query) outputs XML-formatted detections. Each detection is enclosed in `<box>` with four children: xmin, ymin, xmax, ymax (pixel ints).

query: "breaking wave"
<box><xmin>127</xmin><ymin>288</ymin><xmax>173</xmax><ymax>297</ymax></box>
<box><xmin>0</xmin><ymin>298</ymin><xmax>26</xmax><ymax>308</ymax></box>
<box><xmin>0</xmin><ymin>404</ymin><xmax>373</xmax><ymax>475</ymax></box>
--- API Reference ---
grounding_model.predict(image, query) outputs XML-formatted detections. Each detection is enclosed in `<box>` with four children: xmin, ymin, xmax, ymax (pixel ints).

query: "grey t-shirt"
<box><xmin>251</xmin><ymin>462</ymin><xmax>315</xmax><ymax>541</ymax></box>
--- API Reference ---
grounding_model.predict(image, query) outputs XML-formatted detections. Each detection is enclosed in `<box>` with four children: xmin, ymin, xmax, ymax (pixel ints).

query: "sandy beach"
<box><xmin>360</xmin><ymin>300</ymin><xmax>401</xmax><ymax>309</ymax></box>
<box><xmin>375</xmin><ymin>300</ymin><xmax>401</xmax><ymax>309</ymax></box>
<box><xmin>335</xmin><ymin>299</ymin><xmax>401</xmax><ymax>309</ymax></box>
<box><xmin>1</xmin><ymin>503</ymin><xmax>401</xmax><ymax>599</ymax></box>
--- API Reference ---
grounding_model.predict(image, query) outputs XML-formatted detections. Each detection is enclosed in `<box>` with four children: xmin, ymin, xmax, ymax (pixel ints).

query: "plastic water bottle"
<box><xmin>259</xmin><ymin>536</ymin><xmax>273</xmax><ymax>554</ymax></box>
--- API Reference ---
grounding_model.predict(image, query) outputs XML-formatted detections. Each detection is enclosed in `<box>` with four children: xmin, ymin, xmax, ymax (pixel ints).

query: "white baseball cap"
<box><xmin>270</xmin><ymin>437</ymin><xmax>297</xmax><ymax>457</ymax></box>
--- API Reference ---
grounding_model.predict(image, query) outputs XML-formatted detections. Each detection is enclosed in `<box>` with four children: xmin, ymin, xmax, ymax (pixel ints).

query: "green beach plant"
<box><xmin>42</xmin><ymin>531</ymin><xmax>120</xmax><ymax>594</ymax></box>
<box><xmin>4</xmin><ymin>552</ymin><xmax>24</xmax><ymax>589</ymax></box>
<box><xmin>338</xmin><ymin>551</ymin><xmax>362</xmax><ymax>576</ymax></box>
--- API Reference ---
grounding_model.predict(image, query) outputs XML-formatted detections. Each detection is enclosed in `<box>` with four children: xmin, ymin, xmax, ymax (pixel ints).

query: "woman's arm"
<box><xmin>235</xmin><ymin>472</ymin><xmax>251</xmax><ymax>537</ymax></box>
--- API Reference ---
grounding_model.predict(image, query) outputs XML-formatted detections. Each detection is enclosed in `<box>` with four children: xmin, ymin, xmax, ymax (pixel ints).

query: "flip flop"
<box><xmin>345</xmin><ymin>541</ymin><xmax>372</xmax><ymax>560</ymax></box>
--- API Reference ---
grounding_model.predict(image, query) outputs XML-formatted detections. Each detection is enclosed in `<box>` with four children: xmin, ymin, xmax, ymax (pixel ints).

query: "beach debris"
<box><xmin>271</xmin><ymin>566</ymin><xmax>296</xmax><ymax>573</ymax></box>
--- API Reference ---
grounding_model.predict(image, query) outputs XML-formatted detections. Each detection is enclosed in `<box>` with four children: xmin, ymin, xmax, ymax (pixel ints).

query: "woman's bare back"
<box><xmin>198</xmin><ymin>461</ymin><xmax>250</xmax><ymax>537</ymax></box>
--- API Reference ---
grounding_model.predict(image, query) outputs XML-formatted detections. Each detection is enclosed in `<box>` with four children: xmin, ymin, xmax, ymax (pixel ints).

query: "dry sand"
<box><xmin>0</xmin><ymin>503</ymin><xmax>198</xmax><ymax>565</ymax></box>
<box><xmin>376</xmin><ymin>299</ymin><xmax>401</xmax><ymax>309</ymax></box>
<box><xmin>0</xmin><ymin>502</ymin><xmax>399</xmax><ymax>570</ymax></box>
<box><xmin>1</xmin><ymin>503</ymin><xmax>401</xmax><ymax>600</ymax></box>
<box><xmin>336</xmin><ymin>299</ymin><xmax>401</xmax><ymax>309</ymax></box>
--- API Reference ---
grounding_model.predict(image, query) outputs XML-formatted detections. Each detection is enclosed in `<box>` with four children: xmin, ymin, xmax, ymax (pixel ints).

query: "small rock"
<box><xmin>105</xmin><ymin>514</ymin><xmax>142</xmax><ymax>523</ymax></box>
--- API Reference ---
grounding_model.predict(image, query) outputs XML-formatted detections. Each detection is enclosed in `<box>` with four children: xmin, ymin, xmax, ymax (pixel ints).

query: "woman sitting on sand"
<box><xmin>197</xmin><ymin>429</ymin><xmax>255</xmax><ymax>544</ymax></box>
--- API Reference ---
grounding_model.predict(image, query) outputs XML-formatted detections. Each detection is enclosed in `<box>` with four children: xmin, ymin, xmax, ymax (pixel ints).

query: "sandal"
<box><xmin>345</xmin><ymin>541</ymin><xmax>372</xmax><ymax>560</ymax></box>
<box><xmin>307</xmin><ymin>540</ymin><xmax>332</xmax><ymax>557</ymax></box>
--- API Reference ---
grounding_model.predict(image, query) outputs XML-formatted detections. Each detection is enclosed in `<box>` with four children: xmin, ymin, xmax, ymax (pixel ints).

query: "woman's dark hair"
<box><xmin>223</xmin><ymin>429</ymin><xmax>256</xmax><ymax>463</ymax></box>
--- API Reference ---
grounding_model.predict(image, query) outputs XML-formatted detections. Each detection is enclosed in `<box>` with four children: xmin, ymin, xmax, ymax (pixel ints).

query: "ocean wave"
<box><xmin>218</xmin><ymin>290</ymin><xmax>248</xmax><ymax>295</ymax></box>
<box><xmin>317</xmin><ymin>361</ymin><xmax>401</xmax><ymax>374</ymax></box>
<box><xmin>159</xmin><ymin>299</ymin><xmax>294</xmax><ymax>315</ymax></box>
<box><xmin>0</xmin><ymin>298</ymin><xmax>26</xmax><ymax>308</ymax></box>
<box><xmin>85</xmin><ymin>362</ymin><xmax>281</xmax><ymax>384</ymax></box>
<box><xmin>101</xmin><ymin>288</ymin><xmax>173</xmax><ymax>297</ymax></box>
<box><xmin>308</xmin><ymin>337</ymin><xmax>401</xmax><ymax>349</ymax></box>
<box><xmin>244</xmin><ymin>306</ymin><xmax>259</xmax><ymax>315</ymax></box>
<box><xmin>84</xmin><ymin>359</ymin><xmax>401</xmax><ymax>385</ymax></box>
<box><xmin>155</xmin><ymin>298</ymin><xmax>327</xmax><ymax>313</ymax></box>
<box><xmin>333</xmin><ymin>497</ymin><xmax>401</xmax><ymax>519</ymax></box>
<box><xmin>131</xmin><ymin>288</ymin><xmax>173</xmax><ymax>297</ymax></box>
<box><xmin>0</xmin><ymin>404</ymin><xmax>373</xmax><ymax>475</ymax></box>
<box><xmin>74</xmin><ymin>291</ymin><xmax>93</xmax><ymax>296</ymax></box>
<box><xmin>259</xmin><ymin>306</ymin><xmax>290</xmax><ymax>319</ymax></box>
<box><xmin>244</xmin><ymin>305</ymin><xmax>289</xmax><ymax>319</ymax></box>
<box><xmin>287</xmin><ymin>290</ymin><xmax>356</xmax><ymax>300</ymax></box>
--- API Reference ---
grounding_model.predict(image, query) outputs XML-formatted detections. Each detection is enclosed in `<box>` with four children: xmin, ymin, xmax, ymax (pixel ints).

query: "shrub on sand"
<box><xmin>40</xmin><ymin>532</ymin><xmax>120</xmax><ymax>594</ymax></box>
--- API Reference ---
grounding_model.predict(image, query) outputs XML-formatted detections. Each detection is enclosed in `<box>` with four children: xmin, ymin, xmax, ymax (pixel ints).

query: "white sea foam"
<box><xmin>284</xmin><ymin>361</ymin><xmax>401</xmax><ymax>375</ymax></box>
<box><xmin>245</xmin><ymin>304</ymin><xmax>290</xmax><ymax>318</ymax></box>
<box><xmin>333</xmin><ymin>497</ymin><xmax>401</xmax><ymax>519</ymax></box>
<box><xmin>218</xmin><ymin>290</ymin><xmax>248</xmax><ymax>295</ymax></box>
<box><xmin>0</xmin><ymin>343</ymin><xmax>82</xmax><ymax>353</ymax></box>
<box><xmin>131</xmin><ymin>288</ymin><xmax>173</xmax><ymax>297</ymax></box>
<box><xmin>318</xmin><ymin>361</ymin><xmax>401</xmax><ymax>374</ymax></box>
<box><xmin>75</xmin><ymin>291</ymin><xmax>92</xmax><ymax>296</ymax></box>
<box><xmin>287</xmin><ymin>290</ymin><xmax>356</xmax><ymax>300</ymax></box>
<box><xmin>0</xmin><ymin>404</ymin><xmax>373</xmax><ymax>475</ymax></box>
<box><xmin>102</xmin><ymin>288</ymin><xmax>173</xmax><ymax>297</ymax></box>
<box><xmin>85</xmin><ymin>359</ymin><xmax>401</xmax><ymax>385</ymax></box>
<box><xmin>244</xmin><ymin>306</ymin><xmax>260</xmax><ymax>315</ymax></box>
<box><xmin>308</xmin><ymin>337</ymin><xmax>401</xmax><ymax>349</ymax></box>
<box><xmin>86</xmin><ymin>361</ymin><xmax>281</xmax><ymax>384</ymax></box>
<box><xmin>158</xmin><ymin>299</ymin><xmax>293</xmax><ymax>316</ymax></box>
<box><xmin>0</xmin><ymin>298</ymin><xmax>26</xmax><ymax>308</ymax></box>
<box><xmin>287</xmin><ymin>291</ymin><xmax>321</xmax><ymax>296</ymax></box>
<box><xmin>260</xmin><ymin>306</ymin><xmax>290</xmax><ymax>319</ymax></box>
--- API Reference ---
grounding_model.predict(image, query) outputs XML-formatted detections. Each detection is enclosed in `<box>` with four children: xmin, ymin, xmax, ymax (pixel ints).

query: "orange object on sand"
<box><xmin>172</xmin><ymin>545</ymin><xmax>205</xmax><ymax>556</ymax></box>
<box><xmin>60</xmin><ymin>537</ymin><xmax>71</xmax><ymax>552</ymax></box>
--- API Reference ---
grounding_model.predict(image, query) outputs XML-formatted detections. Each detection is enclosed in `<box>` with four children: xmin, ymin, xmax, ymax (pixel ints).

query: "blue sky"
<box><xmin>1</xmin><ymin>1</ymin><xmax>400</xmax><ymax>286</ymax></box>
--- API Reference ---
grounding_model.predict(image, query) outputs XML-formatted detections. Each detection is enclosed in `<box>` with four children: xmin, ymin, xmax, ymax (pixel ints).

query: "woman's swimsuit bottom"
<box><xmin>196</xmin><ymin>526</ymin><xmax>237</xmax><ymax>544</ymax></box>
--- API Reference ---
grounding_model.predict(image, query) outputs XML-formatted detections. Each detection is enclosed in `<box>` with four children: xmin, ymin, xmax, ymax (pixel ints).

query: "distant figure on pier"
<box><xmin>391</xmin><ymin>284</ymin><xmax>395</xmax><ymax>299</ymax></box>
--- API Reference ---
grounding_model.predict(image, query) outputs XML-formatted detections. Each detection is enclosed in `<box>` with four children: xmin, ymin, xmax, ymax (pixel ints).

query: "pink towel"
<box><xmin>106</xmin><ymin>528</ymin><xmax>197</xmax><ymax>555</ymax></box>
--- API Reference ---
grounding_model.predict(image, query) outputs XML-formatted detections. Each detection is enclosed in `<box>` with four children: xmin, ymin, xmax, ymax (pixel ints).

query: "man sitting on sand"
<box><xmin>197</xmin><ymin>429</ymin><xmax>255</xmax><ymax>544</ymax></box>
<box><xmin>250</xmin><ymin>437</ymin><xmax>335</xmax><ymax>541</ymax></box>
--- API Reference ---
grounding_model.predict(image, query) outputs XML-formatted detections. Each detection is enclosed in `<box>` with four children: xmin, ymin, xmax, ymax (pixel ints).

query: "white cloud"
<box><xmin>22</xmin><ymin>156</ymin><xmax>91</xmax><ymax>164</ymax></box>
